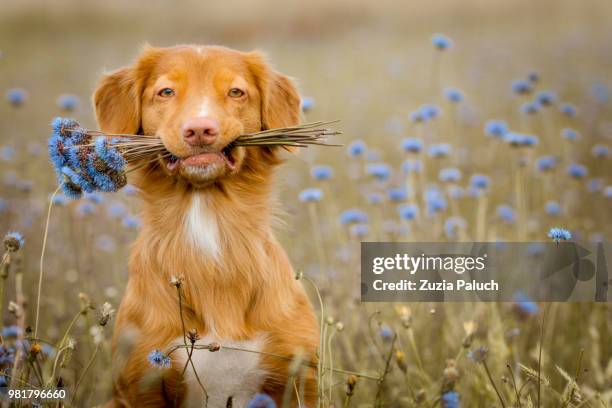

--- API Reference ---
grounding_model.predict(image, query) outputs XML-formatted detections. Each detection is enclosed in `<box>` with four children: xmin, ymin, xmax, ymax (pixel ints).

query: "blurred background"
<box><xmin>0</xmin><ymin>0</ymin><xmax>610</xmax><ymax>406</ymax></box>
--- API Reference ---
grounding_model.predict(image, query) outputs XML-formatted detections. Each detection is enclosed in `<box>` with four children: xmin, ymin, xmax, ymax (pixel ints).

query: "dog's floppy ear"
<box><xmin>247</xmin><ymin>51</ymin><xmax>301</xmax><ymax>130</ymax></box>
<box><xmin>93</xmin><ymin>67</ymin><xmax>141</xmax><ymax>134</ymax></box>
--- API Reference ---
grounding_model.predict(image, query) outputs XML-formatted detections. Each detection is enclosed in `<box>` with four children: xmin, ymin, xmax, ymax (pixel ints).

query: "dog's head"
<box><xmin>93</xmin><ymin>45</ymin><xmax>300</xmax><ymax>187</ymax></box>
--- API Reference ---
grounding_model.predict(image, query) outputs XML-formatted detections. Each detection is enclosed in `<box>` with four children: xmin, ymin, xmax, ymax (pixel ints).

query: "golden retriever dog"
<box><xmin>93</xmin><ymin>45</ymin><xmax>319</xmax><ymax>407</ymax></box>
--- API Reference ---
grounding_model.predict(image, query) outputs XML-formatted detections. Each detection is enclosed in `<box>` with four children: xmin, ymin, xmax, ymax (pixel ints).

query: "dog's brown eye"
<box><xmin>158</xmin><ymin>88</ymin><xmax>175</xmax><ymax>97</ymax></box>
<box><xmin>228</xmin><ymin>88</ymin><xmax>245</xmax><ymax>98</ymax></box>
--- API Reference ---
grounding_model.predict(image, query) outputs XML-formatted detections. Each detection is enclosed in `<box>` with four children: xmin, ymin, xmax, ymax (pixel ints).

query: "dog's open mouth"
<box><xmin>165</xmin><ymin>145</ymin><xmax>236</xmax><ymax>173</ymax></box>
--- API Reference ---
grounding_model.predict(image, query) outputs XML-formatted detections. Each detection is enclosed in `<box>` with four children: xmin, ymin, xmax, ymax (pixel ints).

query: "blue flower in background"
<box><xmin>591</xmin><ymin>144</ymin><xmax>609</xmax><ymax>158</ymax></box>
<box><xmin>420</xmin><ymin>104</ymin><xmax>440</xmax><ymax>120</ymax></box>
<box><xmin>347</xmin><ymin>140</ymin><xmax>366</xmax><ymax>157</ymax></box>
<box><xmin>587</xmin><ymin>178</ymin><xmax>603</xmax><ymax>193</ymax></box>
<box><xmin>484</xmin><ymin>120</ymin><xmax>508</xmax><ymax>138</ymax></box>
<box><xmin>123</xmin><ymin>184</ymin><xmax>139</xmax><ymax>196</ymax></box>
<box><xmin>559</xmin><ymin>103</ymin><xmax>577</xmax><ymax>117</ymax></box>
<box><xmin>424</xmin><ymin>189</ymin><xmax>447</xmax><ymax>215</ymax></box>
<box><xmin>401</xmin><ymin>138</ymin><xmax>423</xmax><ymax>153</ymax></box>
<box><xmin>76</xmin><ymin>202</ymin><xmax>95</xmax><ymax>217</ymax></box>
<box><xmin>147</xmin><ymin>349</ymin><xmax>171</xmax><ymax>369</ymax></box>
<box><xmin>561</xmin><ymin>128</ymin><xmax>579</xmax><ymax>141</ymax></box>
<box><xmin>536</xmin><ymin>90</ymin><xmax>557</xmax><ymax>106</ymax></box>
<box><xmin>2</xmin><ymin>325</ymin><xmax>21</xmax><ymax>339</ymax></box>
<box><xmin>107</xmin><ymin>202</ymin><xmax>127</xmax><ymax>219</ymax></box>
<box><xmin>527</xmin><ymin>70</ymin><xmax>540</xmax><ymax>83</ymax></box>
<box><xmin>339</xmin><ymin>209</ymin><xmax>368</xmax><ymax>225</ymax></box>
<box><xmin>548</xmin><ymin>227</ymin><xmax>572</xmax><ymax>243</ymax></box>
<box><xmin>428</xmin><ymin>143</ymin><xmax>451</xmax><ymax>158</ymax></box>
<box><xmin>431</xmin><ymin>34</ymin><xmax>453</xmax><ymax>50</ymax></box>
<box><xmin>444</xmin><ymin>87</ymin><xmax>464</xmax><ymax>103</ymax></box>
<box><xmin>311</xmin><ymin>165</ymin><xmax>333</xmax><ymax>181</ymax></box>
<box><xmin>122</xmin><ymin>215</ymin><xmax>141</xmax><ymax>229</ymax></box>
<box><xmin>367</xmin><ymin>193</ymin><xmax>384</xmax><ymax>205</ymax></box>
<box><xmin>379</xmin><ymin>325</ymin><xmax>394</xmax><ymax>340</ymax></box>
<box><xmin>505</xmin><ymin>132</ymin><xmax>538</xmax><ymax>147</ymax></box>
<box><xmin>387</xmin><ymin>187</ymin><xmax>409</xmax><ymax>202</ymax></box>
<box><xmin>444</xmin><ymin>217</ymin><xmax>466</xmax><ymax>239</ymax></box>
<box><xmin>57</xmin><ymin>94</ymin><xmax>80</xmax><ymax>111</ymax></box>
<box><xmin>410</xmin><ymin>110</ymin><xmax>425</xmax><ymax>123</ymax></box>
<box><xmin>536</xmin><ymin>156</ymin><xmax>557</xmax><ymax>172</ymax></box>
<box><xmin>0</xmin><ymin>146</ymin><xmax>15</xmax><ymax>162</ymax></box>
<box><xmin>85</xmin><ymin>192</ymin><xmax>104</xmax><ymax>204</ymax></box>
<box><xmin>247</xmin><ymin>393</ymin><xmax>277</xmax><ymax>408</ymax></box>
<box><xmin>300</xmin><ymin>97</ymin><xmax>314</xmax><ymax>112</ymax></box>
<box><xmin>470</xmin><ymin>174</ymin><xmax>490</xmax><ymax>190</ymax></box>
<box><xmin>401</xmin><ymin>159</ymin><xmax>422</xmax><ymax>175</ymax></box>
<box><xmin>398</xmin><ymin>204</ymin><xmax>419</xmax><ymax>221</ymax></box>
<box><xmin>366</xmin><ymin>163</ymin><xmax>391</xmax><ymax>181</ymax></box>
<box><xmin>439</xmin><ymin>168</ymin><xmax>462</xmax><ymax>183</ymax></box>
<box><xmin>350</xmin><ymin>223</ymin><xmax>369</xmax><ymax>239</ymax></box>
<box><xmin>545</xmin><ymin>201</ymin><xmax>561</xmax><ymax>216</ymax></box>
<box><xmin>298</xmin><ymin>188</ymin><xmax>323</xmax><ymax>202</ymax></box>
<box><xmin>513</xmin><ymin>292</ymin><xmax>539</xmax><ymax>315</ymax></box>
<box><xmin>6</xmin><ymin>88</ymin><xmax>27</xmax><ymax>106</ymax></box>
<box><xmin>441</xmin><ymin>391</ymin><xmax>460</xmax><ymax>408</ymax></box>
<box><xmin>567</xmin><ymin>163</ymin><xmax>588</xmax><ymax>179</ymax></box>
<box><xmin>511</xmin><ymin>79</ymin><xmax>533</xmax><ymax>95</ymax></box>
<box><xmin>520</xmin><ymin>101</ymin><xmax>540</xmax><ymax>115</ymax></box>
<box><xmin>496</xmin><ymin>205</ymin><xmax>515</xmax><ymax>224</ymax></box>
<box><xmin>592</xmin><ymin>83</ymin><xmax>609</xmax><ymax>103</ymax></box>
<box><xmin>51</xmin><ymin>193</ymin><xmax>68</xmax><ymax>206</ymax></box>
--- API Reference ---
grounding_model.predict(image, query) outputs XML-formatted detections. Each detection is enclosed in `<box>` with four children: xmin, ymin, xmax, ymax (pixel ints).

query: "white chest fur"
<box><xmin>184</xmin><ymin>193</ymin><xmax>220</xmax><ymax>260</ymax></box>
<box><xmin>175</xmin><ymin>335</ymin><xmax>267</xmax><ymax>408</ymax></box>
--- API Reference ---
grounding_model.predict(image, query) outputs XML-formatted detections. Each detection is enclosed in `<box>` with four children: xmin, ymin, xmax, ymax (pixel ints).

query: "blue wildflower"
<box><xmin>0</xmin><ymin>346</ymin><xmax>15</xmax><ymax>367</ymax></box>
<box><xmin>3</xmin><ymin>232</ymin><xmax>24</xmax><ymax>252</ymax></box>
<box><xmin>349</xmin><ymin>223</ymin><xmax>369</xmax><ymax>239</ymax></box>
<box><xmin>439</xmin><ymin>168</ymin><xmax>462</xmax><ymax>183</ymax></box>
<box><xmin>85</xmin><ymin>192</ymin><xmax>104</xmax><ymax>204</ymax></box>
<box><xmin>387</xmin><ymin>187</ymin><xmax>409</xmax><ymax>202</ymax></box>
<box><xmin>147</xmin><ymin>349</ymin><xmax>171</xmax><ymax>369</ymax></box>
<box><xmin>444</xmin><ymin>217</ymin><xmax>466</xmax><ymax>239</ymax></box>
<box><xmin>401</xmin><ymin>138</ymin><xmax>423</xmax><ymax>153</ymax></box>
<box><xmin>94</xmin><ymin>137</ymin><xmax>126</xmax><ymax>172</ymax></box>
<box><xmin>444</xmin><ymin>87</ymin><xmax>464</xmax><ymax>103</ymax></box>
<box><xmin>397</xmin><ymin>204</ymin><xmax>418</xmax><ymax>221</ymax></box>
<box><xmin>247</xmin><ymin>393</ymin><xmax>277</xmax><ymax>408</ymax></box>
<box><xmin>591</xmin><ymin>144</ymin><xmax>609</xmax><ymax>158</ymax></box>
<box><xmin>513</xmin><ymin>292</ymin><xmax>539</xmax><ymax>315</ymax></box>
<box><xmin>548</xmin><ymin>227</ymin><xmax>572</xmax><ymax>243</ymax></box>
<box><xmin>511</xmin><ymin>79</ymin><xmax>533</xmax><ymax>95</ymax></box>
<box><xmin>57</xmin><ymin>94</ymin><xmax>80</xmax><ymax>111</ymax></box>
<box><xmin>420</xmin><ymin>104</ymin><xmax>441</xmax><ymax>120</ymax></box>
<box><xmin>567</xmin><ymin>163</ymin><xmax>588</xmax><ymax>179</ymax></box>
<box><xmin>123</xmin><ymin>184</ymin><xmax>139</xmax><ymax>195</ymax></box>
<box><xmin>367</xmin><ymin>193</ymin><xmax>384</xmax><ymax>205</ymax></box>
<box><xmin>6</xmin><ymin>88</ymin><xmax>27</xmax><ymax>106</ymax></box>
<box><xmin>298</xmin><ymin>188</ymin><xmax>323</xmax><ymax>202</ymax></box>
<box><xmin>300</xmin><ymin>97</ymin><xmax>314</xmax><ymax>112</ymax></box>
<box><xmin>0</xmin><ymin>146</ymin><xmax>15</xmax><ymax>162</ymax></box>
<box><xmin>545</xmin><ymin>201</ymin><xmax>561</xmax><ymax>216</ymax></box>
<box><xmin>48</xmin><ymin>134</ymin><xmax>68</xmax><ymax>174</ymax></box>
<box><xmin>441</xmin><ymin>391</ymin><xmax>460</xmax><ymax>408</ymax></box>
<box><xmin>428</xmin><ymin>143</ymin><xmax>451</xmax><ymax>158</ymax></box>
<box><xmin>339</xmin><ymin>209</ymin><xmax>368</xmax><ymax>225</ymax></box>
<box><xmin>592</xmin><ymin>83</ymin><xmax>609</xmax><ymax>104</ymax></box>
<box><xmin>76</xmin><ymin>202</ymin><xmax>95</xmax><ymax>217</ymax></box>
<box><xmin>85</xmin><ymin>155</ymin><xmax>125</xmax><ymax>192</ymax></box>
<box><xmin>51</xmin><ymin>193</ymin><xmax>68</xmax><ymax>206</ymax></box>
<box><xmin>401</xmin><ymin>159</ymin><xmax>422</xmax><ymax>175</ymax></box>
<box><xmin>470</xmin><ymin>174</ymin><xmax>490</xmax><ymax>190</ymax></box>
<box><xmin>51</xmin><ymin>117</ymin><xmax>79</xmax><ymax>138</ymax></box>
<box><xmin>561</xmin><ymin>128</ymin><xmax>579</xmax><ymax>141</ymax></box>
<box><xmin>96</xmin><ymin>235</ymin><xmax>116</xmax><ymax>252</ymax></box>
<box><xmin>107</xmin><ymin>202</ymin><xmax>128</xmax><ymax>219</ymax></box>
<box><xmin>559</xmin><ymin>103</ymin><xmax>577</xmax><ymax>117</ymax></box>
<box><xmin>447</xmin><ymin>185</ymin><xmax>464</xmax><ymax>199</ymax></box>
<box><xmin>431</xmin><ymin>34</ymin><xmax>452</xmax><ymax>50</ymax></box>
<box><xmin>425</xmin><ymin>189</ymin><xmax>447</xmax><ymax>215</ymax></box>
<box><xmin>536</xmin><ymin>156</ymin><xmax>557</xmax><ymax>172</ymax></box>
<box><xmin>496</xmin><ymin>205</ymin><xmax>515</xmax><ymax>224</ymax></box>
<box><xmin>409</xmin><ymin>110</ymin><xmax>425</xmax><ymax>123</ymax></box>
<box><xmin>587</xmin><ymin>178</ymin><xmax>603</xmax><ymax>193</ymax></box>
<box><xmin>347</xmin><ymin>140</ymin><xmax>366</xmax><ymax>157</ymax></box>
<box><xmin>527</xmin><ymin>70</ymin><xmax>540</xmax><ymax>83</ymax></box>
<box><xmin>366</xmin><ymin>163</ymin><xmax>391</xmax><ymax>181</ymax></box>
<box><xmin>311</xmin><ymin>165</ymin><xmax>333</xmax><ymax>181</ymax></box>
<box><xmin>379</xmin><ymin>325</ymin><xmax>394</xmax><ymax>340</ymax></box>
<box><xmin>520</xmin><ymin>101</ymin><xmax>540</xmax><ymax>115</ymax></box>
<box><xmin>484</xmin><ymin>120</ymin><xmax>509</xmax><ymax>138</ymax></box>
<box><xmin>536</xmin><ymin>90</ymin><xmax>557</xmax><ymax>106</ymax></box>
<box><xmin>2</xmin><ymin>326</ymin><xmax>21</xmax><ymax>339</ymax></box>
<box><xmin>505</xmin><ymin>132</ymin><xmax>538</xmax><ymax>147</ymax></box>
<box><xmin>122</xmin><ymin>215</ymin><xmax>141</xmax><ymax>229</ymax></box>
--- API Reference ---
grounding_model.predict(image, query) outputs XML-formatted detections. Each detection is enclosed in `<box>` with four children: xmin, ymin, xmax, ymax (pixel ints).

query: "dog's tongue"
<box><xmin>181</xmin><ymin>152</ymin><xmax>223</xmax><ymax>167</ymax></box>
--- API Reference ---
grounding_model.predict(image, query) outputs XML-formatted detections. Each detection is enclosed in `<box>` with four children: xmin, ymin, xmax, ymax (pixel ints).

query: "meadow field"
<box><xmin>0</xmin><ymin>0</ymin><xmax>610</xmax><ymax>406</ymax></box>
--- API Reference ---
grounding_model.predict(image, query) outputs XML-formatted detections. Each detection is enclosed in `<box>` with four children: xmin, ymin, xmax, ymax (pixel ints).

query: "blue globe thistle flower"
<box><xmin>545</xmin><ymin>201</ymin><xmax>561</xmax><ymax>216</ymax></box>
<box><xmin>587</xmin><ymin>178</ymin><xmax>603</xmax><ymax>193</ymax></box>
<box><xmin>60</xmin><ymin>166</ymin><xmax>93</xmax><ymax>198</ymax></box>
<box><xmin>520</xmin><ymin>101</ymin><xmax>541</xmax><ymax>115</ymax></box>
<box><xmin>339</xmin><ymin>209</ymin><xmax>368</xmax><ymax>225</ymax></box>
<box><xmin>447</xmin><ymin>185</ymin><xmax>464</xmax><ymax>200</ymax></box>
<box><xmin>96</xmin><ymin>235</ymin><xmax>116</xmax><ymax>252</ymax></box>
<box><xmin>505</xmin><ymin>132</ymin><xmax>538</xmax><ymax>147</ymax></box>
<box><xmin>76</xmin><ymin>202</ymin><xmax>95</xmax><ymax>217</ymax></box>
<box><xmin>548</xmin><ymin>227</ymin><xmax>572</xmax><ymax>243</ymax></box>
<box><xmin>467</xmin><ymin>346</ymin><xmax>489</xmax><ymax>363</ymax></box>
<box><xmin>444</xmin><ymin>87</ymin><xmax>464</xmax><ymax>103</ymax></box>
<box><xmin>51</xmin><ymin>117</ymin><xmax>79</xmax><ymax>138</ymax></box>
<box><xmin>379</xmin><ymin>325</ymin><xmax>394</xmax><ymax>340</ymax></box>
<box><xmin>107</xmin><ymin>202</ymin><xmax>128</xmax><ymax>219</ymax></box>
<box><xmin>366</xmin><ymin>163</ymin><xmax>391</xmax><ymax>181</ymax></box>
<box><xmin>398</xmin><ymin>204</ymin><xmax>419</xmax><ymax>221</ymax></box>
<box><xmin>470</xmin><ymin>174</ymin><xmax>490</xmax><ymax>190</ymax></box>
<box><xmin>57</xmin><ymin>94</ymin><xmax>80</xmax><ymax>111</ymax></box>
<box><xmin>300</xmin><ymin>97</ymin><xmax>314</xmax><ymax>112</ymax></box>
<box><xmin>561</xmin><ymin>128</ymin><xmax>580</xmax><ymax>141</ymax></box>
<box><xmin>94</xmin><ymin>137</ymin><xmax>126</xmax><ymax>172</ymax></box>
<box><xmin>425</xmin><ymin>190</ymin><xmax>447</xmax><ymax>215</ymax></box>
<box><xmin>420</xmin><ymin>104</ymin><xmax>441</xmax><ymax>120</ymax></box>
<box><xmin>3</xmin><ymin>232</ymin><xmax>25</xmax><ymax>252</ymax></box>
<box><xmin>123</xmin><ymin>184</ymin><xmax>139</xmax><ymax>195</ymax></box>
<box><xmin>428</xmin><ymin>143</ymin><xmax>452</xmax><ymax>158</ymax></box>
<box><xmin>591</xmin><ymin>144</ymin><xmax>609</xmax><ymax>158</ymax></box>
<box><xmin>431</xmin><ymin>34</ymin><xmax>452</xmax><ymax>50</ymax></box>
<box><xmin>247</xmin><ymin>393</ymin><xmax>277</xmax><ymax>408</ymax></box>
<box><xmin>591</xmin><ymin>83</ymin><xmax>609</xmax><ymax>104</ymax></box>
<box><xmin>444</xmin><ymin>217</ymin><xmax>466</xmax><ymax>239</ymax></box>
<box><xmin>536</xmin><ymin>156</ymin><xmax>557</xmax><ymax>172</ymax></box>
<box><xmin>511</xmin><ymin>79</ymin><xmax>533</xmax><ymax>95</ymax></box>
<box><xmin>0</xmin><ymin>146</ymin><xmax>15</xmax><ymax>162</ymax></box>
<box><xmin>387</xmin><ymin>187</ymin><xmax>409</xmax><ymax>202</ymax></box>
<box><xmin>527</xmin><ymin>70</ymin><xmax>540</xmax><ymax>83</ymax></box>
<box><xmin>401</xmin><ymin>138</ymin><xmax>423</xmax><ymax>153</ymax></box>
<box><xmin>311</xmin><ymin>165</ymin><xmax>333</xmax><ymax>181</ymax></box>
<box><xmin>513</xmin><ymin>292</ymin><xmax>539</xmax><ymax>315</ymax></box>
<box><xmin>0</xmin><ymin>346</ymin><xmax>15</xmax><ymax>367</ymax></box>
<box><xmin>50</xmin><ymin>193</ymin><xmax>68</xmax><ymax>206</ymax></box>
<box><xmin>85</xmin><ymin>192</ymin><xmax>104</xmax><ymax>204</ymax></box>
<box><xmin>536</xmin><ymin>90</ymin><xmax>557</xmax><ymax>106</ymax></box>
<box><xmin>566</xmin><ymin>163</ymin><xmax>588</xmax><ymax>179</ymax></box>
<box><xmin>6</xmin><ymin>88</ymin><xmax>27</xmax><ymax>106</ymax></box>
<box><xmin>367</xmin><ymin>193</ymin><xmax>384</xmax><ymax>205</ymax></box>
<box><xmin>439</xmin><ymin>167</ymin><xmax>462</xmax><ymax>183</ymax></box>
<box><xmin>401</xmin><ymin>159</ymin><xmax>422</xmax><ymax>175</ymax></box>
<box><xmin>122</xmin><ymin>215</ymin><xmax>142</xmax><ymax>229</ymax></box>
<box><xmin>441</xmin><ymin>391</ymin><xmax>460</xmax><ymax>408</ymax></box>
<box><xmin>350</xmin><ymin>223</ymin><xmax>369</xmax><ymax>239</ymax></box>
<box><xmin>347</xmin><ymin>140</ymin><xmax>366</xmax><ymax>157</ymax></box>
<box><xmin>84</xmin><ymin>156</ymin><xmax>122</xmax><ymax>193</ymax></box>
<box><xmin>603</xmin><ymin>186</ymin><xmax>612</xmax><ymax>199</ymax></box>
<box><xmin>409</xmin><ymin>110</ymin><xmax>425</xmax><ymax>123</ymax></box>
<box><xmin>559</xmin><ymin>103</ymin><xmax>577</xmax><ymax>117</ymax></box>
<box><xmin>484</xmin><ymin>120</ymin><xmax>509</xmax><ymax>138</ymax></box>
<box><xmin>298</xmin><ymin>188</ymin><xmax>323</xmax><ymax>202</ymax></box>
<box><xmin>496</xmin><ymin>205</ymin><xmax>515</xmax><ymax>224</ymax></box>
<box><xmin>1</xmin><ymin>325</ymin><xmax>21</xmax><ymax>339</ymax></box>
<box><xmin>147</xmin><ymin>349</ymin><xmax>171</xmax><ymax>369</ymax></box>
<box><xmin>48</xmin><ymin>134</ymin><xmax>69</xmax><ymax>174</ymax></box>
